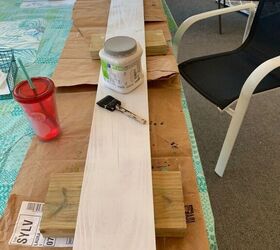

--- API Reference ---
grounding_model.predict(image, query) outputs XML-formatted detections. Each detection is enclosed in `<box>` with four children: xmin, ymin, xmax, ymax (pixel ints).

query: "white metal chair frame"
<box><xmin>173</xmin><ymin>3</ymin><xmax>280</xmax><ymax>177</ymax></box>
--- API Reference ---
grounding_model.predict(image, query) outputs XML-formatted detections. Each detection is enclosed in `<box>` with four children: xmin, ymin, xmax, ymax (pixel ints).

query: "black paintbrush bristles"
<box><xmin>97</xmin><ymin>95</ymin><xmax>121</xmax><ymax>111</ymax></box>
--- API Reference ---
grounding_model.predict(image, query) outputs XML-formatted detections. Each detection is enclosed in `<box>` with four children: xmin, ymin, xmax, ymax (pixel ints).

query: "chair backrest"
<box><xmin>244</xmin><ymin>0</ymin><xmax>280</xmax><ymax>62</ymax></box>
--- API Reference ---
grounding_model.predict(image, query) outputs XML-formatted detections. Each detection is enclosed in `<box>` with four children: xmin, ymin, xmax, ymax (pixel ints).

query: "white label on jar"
<box><xmin>101</xmin><ymin>59</ymin><xmax>141</xmax><ymax>89</ymax></box>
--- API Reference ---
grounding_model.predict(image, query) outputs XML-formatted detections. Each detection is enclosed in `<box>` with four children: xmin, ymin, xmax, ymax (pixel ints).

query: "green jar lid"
<box><xmin>104</xmin><ymin>36</ymin><xmax>137</xmax><ymax>56</ymax></box>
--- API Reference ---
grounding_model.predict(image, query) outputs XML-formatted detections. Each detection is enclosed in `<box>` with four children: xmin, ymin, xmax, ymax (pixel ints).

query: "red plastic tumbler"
<box><xmin>13</xmin><ymin>77</ymin><xmax>61</xmax><ymax>141</ymax></box>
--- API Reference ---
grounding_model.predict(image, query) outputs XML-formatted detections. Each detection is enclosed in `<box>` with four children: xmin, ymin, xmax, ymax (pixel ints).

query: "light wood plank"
<box><xmin>73</xmin><ymin>0</ymin><xmax>156</xmax><ymax>249</ymax></box>
<box><xmin>145</xmin><ymin>30</ymin><xmax>168</xmax><ymax>56</ymax></box>
<box><xmin>40</xmin><ymin>171</ymin><xmax>186</xmax><ymax>238</ymax></box>
<box><xmin>153</xmin><ymin>171</ymin><xmax>186</xmax><ymax>237</ymax></box>
<box><xmin>40</xmin><ymin>173</ymin><xmax>82</xmax><ymax>237</ymax></box>
<box><xmin>145</xmin><ymin>22</ymin><xmax>172</xmax><ymax>41</ymax></box>
<box><xmin>89</xmin><ymin>30</ymin><xmax>168</xmax><ymax>59</ymax></box>
<box><xmin>89</xmin><ymin>33</ymin><xmax>105</xmax><ymax>59</ymax></box>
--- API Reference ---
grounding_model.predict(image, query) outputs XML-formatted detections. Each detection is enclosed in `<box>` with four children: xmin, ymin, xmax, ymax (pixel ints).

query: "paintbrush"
<box><xmin>97</xmin><ymin>95</ymin><xmax>146</xmax><ymax>125</ymax></box>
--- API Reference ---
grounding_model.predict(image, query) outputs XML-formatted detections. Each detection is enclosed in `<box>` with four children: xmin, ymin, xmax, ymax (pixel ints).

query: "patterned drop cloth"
<box><xmin>0</xmin><ymin>0</ymin><xmax>74</xmax><ymax>217</ymax></box>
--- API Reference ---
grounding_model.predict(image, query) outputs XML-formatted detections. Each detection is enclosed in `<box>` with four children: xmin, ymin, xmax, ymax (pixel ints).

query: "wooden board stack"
<box><xmin>153</xmin><ymin>171</ymin><xmax>186</xmax><ymax>237</ymax></box>
<box><xmin>89</xmin><ymin>30</ymin><xmax>168</xmax><ymax>59</ymax></box>
<box><xmin>145</xmin><ymin>30</ymin><xmax>168</xmax><ymax>56</ymax></box>
<box><xmin>40</xmin><ymin>171</ymin><xmax>186</xmax><ymax>238</ymax></box>
<box><xmin>40</xmin><ymin>173</ymin><xmax>82</xmax><ymax>237</ymax></box>
<box><xmin>89</xmin><ymin>33</ymin><xmax>106</xmax><ymax>59</ymax></box>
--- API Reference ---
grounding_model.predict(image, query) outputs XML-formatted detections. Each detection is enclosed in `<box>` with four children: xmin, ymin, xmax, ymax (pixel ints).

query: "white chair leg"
<box><xmin>215</xmin><ymin>56</ymin><xmax>280</xmax><ymax>177</ymax></box>
<box><xmin>215</xmin><ymin>99</ymin><xmax>250</xmax><ymax>177</ymax></box>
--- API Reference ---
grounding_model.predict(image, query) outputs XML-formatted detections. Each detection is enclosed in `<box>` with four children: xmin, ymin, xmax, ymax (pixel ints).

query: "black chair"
<box><xmin>217</xmin><ymin>0</ymin><xmax>261</xmax><ymax>34</ymax></box>
<box><xmin>218</xmin><ymin>0</ymin><xmax>226</xmax><ymax>34</ymax></box>
<box><xmin>173</xmin><ymin>0</ymin><xmax>280</xmax><ymax>177</ymax></box>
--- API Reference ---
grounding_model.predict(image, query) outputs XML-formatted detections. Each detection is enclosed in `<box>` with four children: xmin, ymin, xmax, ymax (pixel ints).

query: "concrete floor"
<box><xmin>166</xmin><ymin>0</ymin><xmax>280</xmax><ymax>249</ymax></box>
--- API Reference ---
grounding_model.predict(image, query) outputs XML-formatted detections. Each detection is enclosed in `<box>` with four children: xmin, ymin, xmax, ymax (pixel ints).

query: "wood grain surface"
<box><xmin>89</xmin><ymin>30</ymin><xmax>168</xmax><ymax>59</ymax></box>
<box><xmin>73</xmin><ymin>0</ymin><xmax>156</xmax><ymax>249</ymax></box>
<box><xmin>89</xmin><ymin>33</ymin><xmax>105</xmax><ymax>59</ymax></box>
<box><xmin>40</xmin><ymin>171</ymin><xmax>186</xmax><ymax>238</ymax></box>
<box><xmin>153</xmin><ymin>171</ymin><xmax>186</xmax><ymax>237</ymax></box>
<box><xmin>40</xmin><ymin>173</ymin><xmax>83</xmax><ymax>237</ymax></box>
<box><xmin>145</xmin><ymin>30</ymin><xmax>168</xmax><ymax>56</ymax></box>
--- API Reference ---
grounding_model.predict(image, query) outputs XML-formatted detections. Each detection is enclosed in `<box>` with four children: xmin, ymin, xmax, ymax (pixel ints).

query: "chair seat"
<box><xmin>179</xmin><ymin>50</ymin><xmax>280</xmax><ymax>110</ymax></box>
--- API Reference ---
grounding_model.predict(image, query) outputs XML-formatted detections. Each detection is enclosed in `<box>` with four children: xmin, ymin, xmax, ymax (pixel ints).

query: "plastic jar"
<box><xmin>99</xmin><ymin>36</ymin><xmax>143</xmax><ymax>94</ymax></box>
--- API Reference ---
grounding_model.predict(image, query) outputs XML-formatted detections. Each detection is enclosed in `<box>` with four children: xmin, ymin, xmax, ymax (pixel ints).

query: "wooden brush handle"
<box><xmin>116</xmin><ymin>105</ymin><xmax>146</xmax><ymax>125</ymax></box>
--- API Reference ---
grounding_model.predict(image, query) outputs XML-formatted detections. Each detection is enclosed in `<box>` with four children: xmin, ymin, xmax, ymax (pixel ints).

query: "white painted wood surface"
<box><xmin>73</xmin><ymin>0</ymin><xmax>156</xmax><ymax>249</ymax></box>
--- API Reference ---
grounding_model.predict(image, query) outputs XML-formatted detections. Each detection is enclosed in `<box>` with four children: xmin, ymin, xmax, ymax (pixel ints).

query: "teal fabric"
<box><xmin>162</xmin><ymin>1</ymin><xmax>218</xmax><ymax>249</ymax></box>
<box><xmin>0</xmin><ymin>0</ymin><xmax>73</xmax><ymax>216</ymax></box>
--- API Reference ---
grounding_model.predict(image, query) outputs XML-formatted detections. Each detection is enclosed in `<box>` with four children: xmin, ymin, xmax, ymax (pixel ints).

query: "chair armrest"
<box><xmin>173</xmin><ymin>3</ymin><xmax>256</xmax><ymax>60</ymax></box>
<box><xmin>240</xmin><ymin>56</ymin><xmax>280</xmax><ymax>99</ymax></box>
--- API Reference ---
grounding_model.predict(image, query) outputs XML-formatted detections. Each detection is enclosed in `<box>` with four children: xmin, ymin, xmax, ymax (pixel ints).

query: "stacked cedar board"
<box><xmin>39</xmin><ymin>171</ymin><xmax>186</xmax><ymax>238</ymax></box>
<box><xmin>0</xmin><ymin>0</ymin><xmax>210</xmax><ymax>249</ymax></box>
<box><xmin>89</xmin><ymin>29</ymin><xmax>169</xmax><ymax>59</ymax></box>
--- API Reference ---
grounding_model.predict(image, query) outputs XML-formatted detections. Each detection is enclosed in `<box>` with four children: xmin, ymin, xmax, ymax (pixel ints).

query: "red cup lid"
<box><xmin>13</xmin><ymin>77</ymin><xmax>55</xmax><ymax>104</ymax></box>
